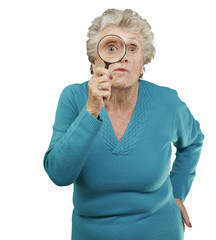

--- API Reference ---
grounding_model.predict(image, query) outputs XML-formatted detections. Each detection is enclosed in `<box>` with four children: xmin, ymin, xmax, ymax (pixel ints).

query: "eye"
<box><xmin>107</xmin><ymin>45</ymin><xmax>117</xmax><ymax>52</ymax></box>
<box><xmin>128</xmin><ymin>45</ymin><xmax>137</xmax><ymax>53</ymax></box>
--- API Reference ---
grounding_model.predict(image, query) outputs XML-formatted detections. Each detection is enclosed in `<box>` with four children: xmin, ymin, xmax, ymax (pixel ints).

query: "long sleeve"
<box><xmin>43</xmin><ymin>86</ymin><xmax>103</xmax><ymax>186</ymax></box>
<box><xmin>170</xmin><ymin>95</ymin><xmax>204</xmax><ymax>202</ymax></box>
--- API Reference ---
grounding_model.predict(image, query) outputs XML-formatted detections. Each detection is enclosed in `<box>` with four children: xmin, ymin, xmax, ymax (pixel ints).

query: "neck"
<box><xmin>105</xmin><ymin>81</ymin><xmax>139</xmax><ymax>112</ymax></box>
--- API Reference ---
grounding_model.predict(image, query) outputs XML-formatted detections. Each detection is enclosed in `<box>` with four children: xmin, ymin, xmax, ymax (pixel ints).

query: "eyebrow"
<box><xmin>126</xmin><ymin>38</ymin><xmax>140</xmax><ymax>45</ymax></box>
<box><xmin>127</xmin><ymin>36</ymin><xmax>140</xmax><ymax>42</ymax></box>
<box><xmin>127</xmin><ymin>37</ymin><xmax>137</xmax><ymax>41</ymax></box>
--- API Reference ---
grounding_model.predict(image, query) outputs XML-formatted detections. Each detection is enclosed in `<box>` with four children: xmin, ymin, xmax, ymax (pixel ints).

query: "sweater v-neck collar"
<box><xmin>99</xmin><ymin>79</ymin><xmax>152</xmax><ymax>155</ymax></box>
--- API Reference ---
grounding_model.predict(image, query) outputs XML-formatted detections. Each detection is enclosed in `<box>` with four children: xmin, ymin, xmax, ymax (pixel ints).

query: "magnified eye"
<box><xmin>97</xmin><ymin>35</ymin><xmax>126</xmax><ymax>66</ymax></box>
<box><xmin>107</xmin><ymin>45</ymin><xmax>117</xmax><ymax>52</ymax></box>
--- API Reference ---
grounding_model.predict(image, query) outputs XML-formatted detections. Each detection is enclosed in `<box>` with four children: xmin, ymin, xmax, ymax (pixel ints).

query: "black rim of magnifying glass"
<box><xmin>97</xmin><ymin>34</ymin><xmax>127</xmax><ymax>69</ymax></box>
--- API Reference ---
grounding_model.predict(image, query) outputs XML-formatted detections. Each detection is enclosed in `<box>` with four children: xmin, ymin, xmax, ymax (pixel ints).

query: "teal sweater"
<box><xmin>44</xmin><ymin>79</ymin><xmax>204</xmax><ymax>240</ymax></box>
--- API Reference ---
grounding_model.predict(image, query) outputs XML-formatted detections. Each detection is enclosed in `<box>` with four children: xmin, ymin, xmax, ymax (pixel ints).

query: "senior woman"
<box><xmin>43</xmin><ymin>9</ymin><xmax>204</xmax><ymax>240</ymax></box>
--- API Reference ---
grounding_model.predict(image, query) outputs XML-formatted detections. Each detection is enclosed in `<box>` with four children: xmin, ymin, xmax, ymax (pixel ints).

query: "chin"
<box><xmin>111</xmin><ymin>75</ymin><xmax>138</xmax><ymax>89</ymax></box>
<box><xmin>111</xmin><ymin>78</ymin><xmax>128</xmax><ymax>89</ymax></box>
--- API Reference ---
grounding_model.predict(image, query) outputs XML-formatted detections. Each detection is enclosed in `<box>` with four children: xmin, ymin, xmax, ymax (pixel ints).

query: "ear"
<box><xmin>139</xmin><ymin>65</ymin><xmax>145</xmax><ymax>78</ymax></box>
<box><xmin>91</xmin><ymin>62</ymin><xmax>95</xmax><ymax>74</ymax></box>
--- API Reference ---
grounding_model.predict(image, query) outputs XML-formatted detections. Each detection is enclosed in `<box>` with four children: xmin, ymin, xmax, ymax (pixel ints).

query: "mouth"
<box><xmin>114</xmin><ymin>68</ymin><xmax>129</xmax><ymax>73</ymax></box>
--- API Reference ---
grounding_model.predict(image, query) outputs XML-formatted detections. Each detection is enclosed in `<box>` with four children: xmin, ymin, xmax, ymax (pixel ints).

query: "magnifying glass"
<box><xmin>97</xmin><ymin>34</ymin><xmax>127</xmax><ymax>69</ymax></box>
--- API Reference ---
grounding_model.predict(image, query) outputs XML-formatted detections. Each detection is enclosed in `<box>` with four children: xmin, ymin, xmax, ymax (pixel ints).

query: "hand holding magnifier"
<box><xmin>97</xmin><ymin>34</ymin><xmax>127</xmax><ymax>69</ymax></box>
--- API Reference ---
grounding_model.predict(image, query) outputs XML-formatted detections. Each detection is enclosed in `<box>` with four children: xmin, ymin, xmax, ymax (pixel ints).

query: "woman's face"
<box><xmin>92</xmin><ymin>26</ymin><xmax>144</xmax><ymax>89</ymax></box>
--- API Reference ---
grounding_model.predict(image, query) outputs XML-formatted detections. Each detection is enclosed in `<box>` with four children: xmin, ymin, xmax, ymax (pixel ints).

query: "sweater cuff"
<box><xmin>170</xmin><ymin>174</ymin><xmax>192</xmax><ymax>202</ymax></box>
<box><xmin>79</xmin><ymin>106</ymin><xmax>103</xmax><ymax>135</ymax></box>
<box><xmin>172</xmin><ymin>186</ymin><xmax>185</xmax><ymax>202</ymax></box>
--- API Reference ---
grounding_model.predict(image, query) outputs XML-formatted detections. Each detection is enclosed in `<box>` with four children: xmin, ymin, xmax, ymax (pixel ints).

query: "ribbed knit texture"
<box><xmin>99</xmin><ymin>80</ymin><xmax>152</xmax><ymax>155</ymax></box>
<box><xmin>43</xmin><ymin>79</ymin><xmax>204</xmax><ymax>240</ymax></box>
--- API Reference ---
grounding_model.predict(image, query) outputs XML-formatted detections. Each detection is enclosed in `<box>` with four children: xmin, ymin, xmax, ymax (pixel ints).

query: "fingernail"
<box><xmin>109</xmin><ymin>75</ymin><xmax>113</xmax><ymax>80</ymax></box>
<box><xmin>189</xmin><ymin>222</ymin><xmax>192</xmax><ymax>228</ymax></box>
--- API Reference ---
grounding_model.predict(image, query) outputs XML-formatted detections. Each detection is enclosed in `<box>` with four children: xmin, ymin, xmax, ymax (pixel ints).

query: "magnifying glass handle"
<box><xmin>105</xmin><ymin>62</ymin><xmax>111</xmax><ymax>69</ymax></box>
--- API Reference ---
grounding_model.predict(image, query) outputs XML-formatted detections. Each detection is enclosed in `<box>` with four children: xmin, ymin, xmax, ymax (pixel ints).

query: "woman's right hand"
<box><xmin>86</xmin><ymin>67</ymin><xmax>112</xmax><ymax>118</ymax></box>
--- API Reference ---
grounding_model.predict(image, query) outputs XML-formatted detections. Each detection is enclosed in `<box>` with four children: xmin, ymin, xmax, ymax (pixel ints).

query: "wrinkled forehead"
<box><xmin>99</xmin><ymin>25</ymin><xmax>142</xmax><ymax>45</ymax></box>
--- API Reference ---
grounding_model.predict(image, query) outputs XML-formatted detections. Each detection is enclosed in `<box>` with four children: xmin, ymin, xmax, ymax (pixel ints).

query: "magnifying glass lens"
<box><xmin>97</xmin><ymin>35</ymin><xmax>126</xmax><ymax>64</ymax></box>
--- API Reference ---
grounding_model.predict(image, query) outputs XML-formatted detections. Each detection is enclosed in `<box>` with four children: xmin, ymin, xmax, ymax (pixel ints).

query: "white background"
<box><xmin>0</xmin><ymin>0</ymin><xmax>215</xmax><ymax>239</ymax></box>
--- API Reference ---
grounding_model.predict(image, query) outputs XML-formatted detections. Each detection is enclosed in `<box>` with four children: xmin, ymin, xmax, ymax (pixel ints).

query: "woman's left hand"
<box><xmin>174</xmin><ymin>198</ymin><xmax>192</xmax><ymax>231</ymax></box>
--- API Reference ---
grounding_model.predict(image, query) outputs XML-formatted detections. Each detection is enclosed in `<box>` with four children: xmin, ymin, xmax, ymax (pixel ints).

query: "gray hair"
<box><xmin>86</xmin><ymin>9</ymin><xmax>156</xmax><ymax>73</ymax></box>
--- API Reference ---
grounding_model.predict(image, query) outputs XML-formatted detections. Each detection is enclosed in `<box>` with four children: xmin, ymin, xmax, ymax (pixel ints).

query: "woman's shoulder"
<box><xmin>58</xmin><ymin>80</ymin><xmax>89</xmax><ymax>111</ymax></box>
<box><xmin>141</xmin><ymin>79</ymin><xmax>179</xmax><ymax>103</ymax></box>
<box><xmin>61</xmin><ymin>80</ymin><xmax>89</xmax><ymax>96</ymax></box>
<box><xmin>142</xmin><ymin>79</ymin><xmax>177</xmax><ymax>95</ymax></box>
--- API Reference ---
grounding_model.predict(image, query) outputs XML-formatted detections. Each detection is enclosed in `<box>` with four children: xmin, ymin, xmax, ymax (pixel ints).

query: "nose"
<box><xmin>120</xmin><ymin>52</ymin><xmax>128</xmax><ymax>63</ymax></box>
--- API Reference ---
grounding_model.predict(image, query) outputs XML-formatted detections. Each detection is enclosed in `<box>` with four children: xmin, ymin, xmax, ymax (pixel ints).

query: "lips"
<box><xmin>114</xmin><ymin>68</ymin><xmax>129</xmax><ymax>72</ymax></box>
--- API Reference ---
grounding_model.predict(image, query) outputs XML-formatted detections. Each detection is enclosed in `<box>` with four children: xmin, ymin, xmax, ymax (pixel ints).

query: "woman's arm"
<box><xmin>43</xmin><ymin>86</ymin><xmax>103</xmax><ymax>186</ymax></box>
<box><xmin>169</xmin><ymin>94</ymin><xmax>204</xmax><ymax>230</ymax></box>
<box><xmin>170</xmin><ymin>95</ymin><xmax>204</xmax><ymax>202</ymax></box>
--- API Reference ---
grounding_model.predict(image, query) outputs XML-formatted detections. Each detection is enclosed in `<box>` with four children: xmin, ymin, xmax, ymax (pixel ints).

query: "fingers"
<box><xmin>96</xmin><ymin>80</ymin><xmax>111</xmax><ymax>91</ymax></box>
<box><xmin>86</xmin><ymin>67</ymin><xmax>112</xmax><ymax>117</ymax></box>
<box><xmin>90</xmin><ymin>75</ymin><xmax>111</xmax><ymax>99</ymax></box>
<box><xmin>174</xmin><ymin>198</ymin><xmax>192</xmax><ymax>230</ymax></box>
<box><xmin>90</xmin><ymin>67</ymin><xmax>112</xmax><ymax>95</ymax></box>
<box><xmin>90</xmin><ymin>82</ymin><xmax>110</xmax><ymax>100</ymax></box>
<box><xmin>94</xmin><ymin>66</ymin><xmax>109</xmax><ymax>76</ymax></box>
<box><xmin>94</xmin><ymin>68</ymin><xmax>113</xmax><ymax>85</ymax></box>
<box><xmin>178</xmin><ymin>201</ymin><xmax>191</xmax><ymax>228</ymax></box>
<box><xmin>182</xmin><ymin>218</ymin><xmax>185</xmax><ymax>231</ymax></box>
<box><xmin>181</xmin><ymin>208</ymin><xmax>192</xmax><ymax>228</ymax></box>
